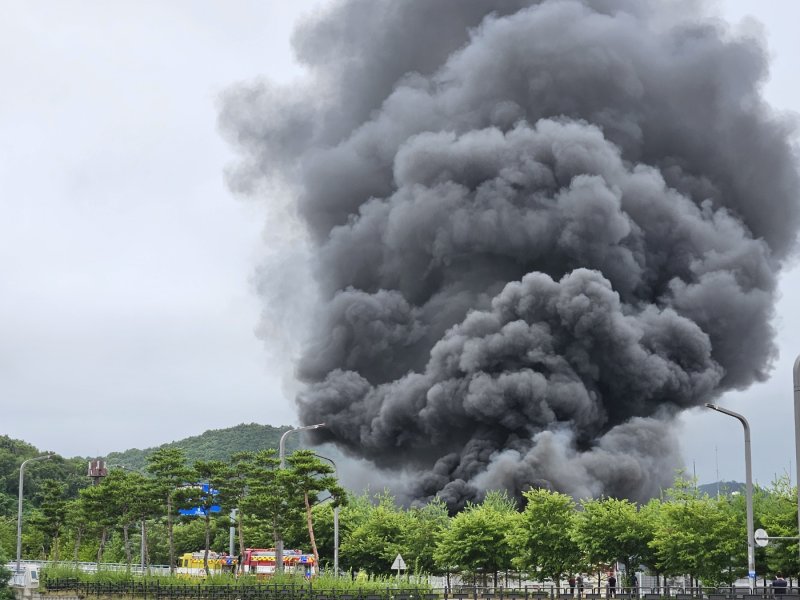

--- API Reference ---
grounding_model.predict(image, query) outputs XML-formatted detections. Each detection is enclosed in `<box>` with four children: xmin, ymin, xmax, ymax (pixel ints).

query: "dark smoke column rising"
<box><xmin>220</xmin><ymin>0</ymin><xmax>800</xmax><ymax>505</ymax></box>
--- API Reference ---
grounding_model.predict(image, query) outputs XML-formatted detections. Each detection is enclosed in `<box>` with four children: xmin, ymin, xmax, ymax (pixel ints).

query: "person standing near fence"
<box><xmin>577</xmin><ymin>575</ymin><xmax>584</xmax><ymax>598</ymax></box>
<box><xmin>772</xmin><ymin>573</ymin><xmax>788</xmax><ymax>595</ymax></box>
<box><xmin>569</xmin><ymin>575</ymin><xmax>576</xmax><ymax>597</ymax></box>
<box><xmin>608</xmin><ymin>574</ymin><xmax>616</xmax><ymax>597</ymax></box>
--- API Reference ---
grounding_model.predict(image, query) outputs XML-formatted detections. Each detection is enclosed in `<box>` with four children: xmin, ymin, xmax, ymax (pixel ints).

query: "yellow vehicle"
<box><xmin>176</xmin><ymin>551</ymin><xmax>237</xmax><ymax>576</ymax></box>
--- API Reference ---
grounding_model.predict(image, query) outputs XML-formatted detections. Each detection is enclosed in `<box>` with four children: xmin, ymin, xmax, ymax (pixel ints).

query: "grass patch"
<box><xmin>41</xmin><ymin>564</ymin><xmax>431</xmax><ymax>592</ymax></box>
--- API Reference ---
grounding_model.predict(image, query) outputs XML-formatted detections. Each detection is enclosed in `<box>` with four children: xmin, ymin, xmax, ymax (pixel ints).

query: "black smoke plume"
<box><xmin>220</xmin><ymin>0</ymin><xmax>800</xmax><ymax>506</ymax></box>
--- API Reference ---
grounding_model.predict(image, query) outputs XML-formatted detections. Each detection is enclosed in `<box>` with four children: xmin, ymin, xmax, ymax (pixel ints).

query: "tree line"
<box><xmin>1</xmin><ymin>437</ymin><xmax>798</xmax><ymax>587</ymax></box>
<box><xmin>328</xmin><ymin>479</ymin><xmax>799</xmax><ymax>587</ymax></box>
<box><xmin>2</xmin><ymin>447</ymin><xmax>344</xmax><ymax>577</ymax></box>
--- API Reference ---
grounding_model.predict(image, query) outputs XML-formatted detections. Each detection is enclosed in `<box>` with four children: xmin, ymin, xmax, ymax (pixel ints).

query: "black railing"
<box><xmin>40</xmin><ymin>580</ymin><xmax>800</xmax><ymax>600</ymax></box>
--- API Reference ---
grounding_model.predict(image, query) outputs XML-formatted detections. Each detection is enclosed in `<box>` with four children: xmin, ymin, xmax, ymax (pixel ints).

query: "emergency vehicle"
<box><xmin>239</xmin><ymin>548</ymin><xmax>316</xmax><ymax>578</ymax></box>
<box><xmin>176</xmin><ymin>551</ymin><xmax>237</xmax><ymax>576</ymax></box>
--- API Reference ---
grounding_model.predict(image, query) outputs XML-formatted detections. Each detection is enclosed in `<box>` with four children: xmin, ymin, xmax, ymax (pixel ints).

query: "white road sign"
<box><xmin>391</xmin><ymin>554</ymin><xmax>407</xmax><ymax>570</ymax></box>
<box><xmin>755</xmin><ymin>528</ymin><xmax>769</xmax><ymax>547</ymax></box>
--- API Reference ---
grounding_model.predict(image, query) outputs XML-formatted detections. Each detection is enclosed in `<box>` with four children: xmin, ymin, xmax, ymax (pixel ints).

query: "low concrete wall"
<box><xmin>13</xmin><ymin>592</ymin><xmax>82</xmax><ymax>600</ymax></box>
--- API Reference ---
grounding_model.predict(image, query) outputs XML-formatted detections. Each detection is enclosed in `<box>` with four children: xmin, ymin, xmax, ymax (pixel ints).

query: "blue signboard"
<box><xmin>179</xmin><ymin>483</ymin><xmax>221</xmax><ymax>516</ymax></box>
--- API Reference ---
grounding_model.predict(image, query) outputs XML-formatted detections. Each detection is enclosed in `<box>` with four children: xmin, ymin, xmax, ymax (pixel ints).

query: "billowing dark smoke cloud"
<box><xmin>220</xmin><ymin>0</ymin><xmax>800</xmax><ymax>506</ymax></box>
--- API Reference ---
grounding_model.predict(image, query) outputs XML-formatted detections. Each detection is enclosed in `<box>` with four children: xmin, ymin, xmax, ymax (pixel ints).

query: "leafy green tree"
<box><xmin>147</xmin><ymin>447</ymin><xmax>190</xmax><ymax>573</ymax></box>
<box><xmin>339</xmin><ymin>491</ymin><xmax>408</xmax><ymax>575</ymax></box>
<box><xmin>100</xmin><ymin>469</ymin><xmax>141</xmax><ymax>566</ymax></box>
<box><xmin>63</xmin><ymin>496</ymin><xmax>88</xmax><ymax>562</ymax></box>
<box><xmin>216</xmin><ymin>451</ymin><xmax>252</xmax><ymax>560</ymax></box>
<box><xmin>304</xmin><ymin>501</ymin><xmax>336</xmax><ymax>571</ymax></box>
<box><xmin>758</xmin><ymin>476</ymin><xmax>798</xmax><ymax>579</ymax></box>
<box><xmin>638</xmin><ymin>498</ymin><xmax>664</xmax><ymax>586</ymax></box>
<box><xmin>308</xmin><ymin>491</ymin><xmax>374</xmax><ymax>572</ymax></box>
<box><xmin>434</xmin><ymin>491</ymin><xmax>516</xmax><ymax>586</ymax></box>
<box><xmin>572</xmin><ymin>496</ymin><xmax>653</xmax><ymax>586</ymax></box>
<box><xmin>241</xmin><ymin>449</ymin><xmax>302</xmax><ymax>573</ymax></box>
<box><xmin>28</xmin><ymin>479</ymin><xmax>68</xmax><ymax>560</ymax></box>
<box><xmin>0</xmin><ymin>546</ymin><xmax>14</xmax><ymax>600</ymax></box>
<box><xmin>286</xmin><ymin>450</ymin><xmax>345</xmax><ymax>570</ymax></box>
<box><xmin>77</xmin><ymin>479</ymin><xmax>119</xmax><ymax>562</ymax></box>
<box><xmin>189</xmin><ymin>460</ymin><xmax>230</xmax><ymax>575</ymax></box>
<box><xmin>0</xmin><ymin>517</ymin><xmax>15</xmax><ymax>557</ymax></box>
<box><xmin>650</xmin><ymin>482</ymin><xmax>741</xmax><ymax>585</ymax></box>
<box><xmin>509</xmin><ymin>488</ymin><xmax>581</xmax><ymax>585</ymax></box>
<box><xmin>126</xmin><ymin>473</ymin><xmax>162</xmax><ymax>569</ymax></box>
<box><xmin>402</xmin><ymin>497</ymin><xmax>450</xmax><ymax>574</ymax></box>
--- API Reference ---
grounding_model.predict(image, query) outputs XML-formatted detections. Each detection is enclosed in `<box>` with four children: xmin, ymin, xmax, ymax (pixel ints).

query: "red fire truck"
<box><xmin>239</xmin><ymin>548</ymin><xmax>316</xmax><ymax>578</ymax></box>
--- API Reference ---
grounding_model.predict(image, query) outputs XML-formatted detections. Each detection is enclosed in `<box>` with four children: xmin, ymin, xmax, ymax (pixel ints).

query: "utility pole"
<box><xmin>793</xmin><ymin>354</ymin><xmax>800</xmax><ymax>568</ymax></box>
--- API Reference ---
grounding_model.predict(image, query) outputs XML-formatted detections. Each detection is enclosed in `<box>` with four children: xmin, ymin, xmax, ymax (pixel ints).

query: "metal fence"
<box><xmin>40</xmin><ymin>580</ymin><xmax>800</xmax><ymax>600</ymax></box>
<box><xmin>43</xmin><ymin>579</ymin><xmax>432</xmax><ymax>600</ymax></box>
<box><xmin>7</xmin><ymin>559</ymin><xmax>172</xmax><ymax>576</ymax></box>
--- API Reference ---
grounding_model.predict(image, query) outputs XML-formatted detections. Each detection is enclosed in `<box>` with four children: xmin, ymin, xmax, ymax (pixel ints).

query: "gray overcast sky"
<box><xmin>1</xmin><ymin>1</ymin><xmax>798</xmax><ymax>488</ymax></box>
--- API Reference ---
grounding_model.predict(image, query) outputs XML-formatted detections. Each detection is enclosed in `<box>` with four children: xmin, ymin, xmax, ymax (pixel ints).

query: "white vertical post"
<box><xmin>229</xmin><ymin>509</ymin><xmax>236</xmax><ymax>555</ymax></box>
<box><xmin>313</xmin><ymin>453</ymin><xmax>340</xmax><ymax>577</ymax></box>
<box><xmin>793</xmin><ymin>355</ymin><xmax>800</xmax><ymax>569</ymax></box>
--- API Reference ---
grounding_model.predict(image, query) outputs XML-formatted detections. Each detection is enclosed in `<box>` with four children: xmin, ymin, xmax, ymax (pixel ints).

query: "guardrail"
<box><xmin>7</xmin><ymin>559</ymin><xmax>172</xmax><ymax>576</ymax></box>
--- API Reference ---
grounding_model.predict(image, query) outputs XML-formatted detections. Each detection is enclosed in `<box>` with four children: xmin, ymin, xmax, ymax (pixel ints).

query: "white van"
<box><xmin>9</xmin><ymin>564</ymin><xmax>40</xmax><ymax>589</ymax></box>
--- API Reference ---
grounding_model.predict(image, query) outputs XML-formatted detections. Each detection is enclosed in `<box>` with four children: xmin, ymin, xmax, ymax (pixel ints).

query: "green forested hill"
<box><xmin>103</xmin><ymin>422</ymin><xmax>298</xmax><ymax>471</ymax></box>
<box><xmin>0</xmin><ymin>423</ymin><xmax>299</xmax><ymax>518</ymax></box>
<box><xmin>696</xmin><ymin>480</ymin><xmax>746</xmax><ymax>497</ymax></box>
<box><xmin>0</xmin><ymin>436</ymin><xmax>87</xmax><ymax>519</ymax></box>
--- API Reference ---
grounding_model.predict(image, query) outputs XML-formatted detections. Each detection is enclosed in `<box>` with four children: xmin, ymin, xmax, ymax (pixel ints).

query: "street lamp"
<box><xmin>276</xmin><ymin>423</ymin><xmax>326</xmax><ymax>574</ymax></box>
<box><xmin>793</xmin><ymin>354</ymin><xmax>800</xmax><ymax>567</ymax></box>
<box><xmin>16</xmin><ymin>454</ymin><xmax>53</xmax><ymax>570</ymax></box>
<box><xmin>705</xmin><ymin>403</ymin><xmax>755</xmax><ymax>589</ymax></box>
<box><xmin>313</xmin><ymin>453</ymin><xmax>340</xmax><ymax>577</ymax></box>
<box><xmin>279</xmin><ymin>423</ymin><xmax>326</xmax><ymax>467</ymax></box>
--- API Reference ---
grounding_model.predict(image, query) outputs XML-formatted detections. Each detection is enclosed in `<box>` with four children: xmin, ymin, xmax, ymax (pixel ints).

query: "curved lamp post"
<box><xmin>275</xmin><ymin>423</ymin><xmax>325</xmax><ymax>574</ymax></box>
<box><xmin>17</xmin><ymin>453</ymin><xmax>53</xmax><ymax>570</ymax></box>
<box><xmin>705</xmin><ymin>403</ymin><xmax>755</xmax><ymax>590</ymax></box>
<box><xmin>279</xmin><ymin>423</ymin><xmax>326</xmax><ymax>467</ymax></box>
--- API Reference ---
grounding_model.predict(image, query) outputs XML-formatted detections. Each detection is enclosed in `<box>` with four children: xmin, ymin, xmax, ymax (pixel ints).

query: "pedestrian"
<box><xmin>630</xmin><ymin>574</ymin><xmax>639</xmax><ymax>598</ymax></box>
<box><xmin>772</xmin><ymin>573</ymin><xmax>788</xmax><ymax>596</ymax></box>
<box><xmin>578</xmin><ymin>575</ymin><xmax>585</xmax><ymax>598</ymax></box>
<box><xmin>608</xmin><ymin>574</ymin><xmax>617</xmax><ymax>598</ymax></box>
<box><xmin>569</xmin><ymin>576</ymin><xmax>576</xmax><ymax>597</ymax></box>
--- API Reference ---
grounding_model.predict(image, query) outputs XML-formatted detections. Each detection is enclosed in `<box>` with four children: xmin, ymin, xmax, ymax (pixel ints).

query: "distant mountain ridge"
<box><xmin>696</xmin><ymin>480</ymin><xmax>746</xmax><ymax>497</ymax></box>
<box><xmin>103</xmin><ymin>422</ymin><xmax>300</xmax><ymax>471</ymax></box>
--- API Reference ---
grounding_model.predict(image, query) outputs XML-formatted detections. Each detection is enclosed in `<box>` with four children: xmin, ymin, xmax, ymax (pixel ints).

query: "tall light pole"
<box><xmin>17</xmin><ymin>454</ymin><xmax>53</xmax><ymax>570</ymax></box>
<box><xmin>279</xmin><ymin>423</ymin><xmax>326</xmax><ymax>467</ymax></box>
<box><xmin>313</xmin><ymin>453</ymin><xmax>340</xmax><ymax>577</ymax></box>
<box><xmin>706</xmin><ymin>403</ymin><xmax>755</xmax><ymax>589</ymax></box>
<box><xmin>276</xmin><ymin>423</ymin><xmax>325</xmax><ymax>575</ymax></box>
<box><xmin>793</xmin><ymin>354</ymin><xmax>800</xmax><ymax>568</ymax></box>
